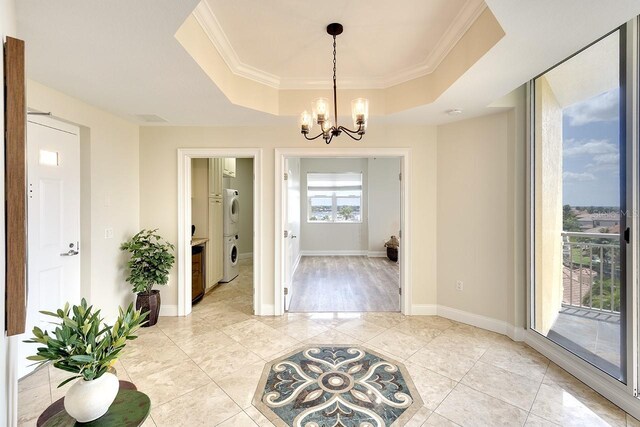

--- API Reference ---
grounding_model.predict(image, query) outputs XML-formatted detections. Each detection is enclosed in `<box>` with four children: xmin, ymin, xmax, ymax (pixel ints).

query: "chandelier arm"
<box><xmin>325</xmin><ymin>133</ymin><xmax>334</xmax><ymax>144</ymax></box>
<box><xmin>303</xmin><ymin>132</ymin><xmax>326</xmax><ymax>141</ymax></box>
<box><xmin>338</xmin><ymin>129</ymin><xmax>364</xmax><ymax>141</ymax></box>
<box><xmin>337</xmin><ymin>125</ymin><xmax>364</xmax><ymax>140</ymax></box>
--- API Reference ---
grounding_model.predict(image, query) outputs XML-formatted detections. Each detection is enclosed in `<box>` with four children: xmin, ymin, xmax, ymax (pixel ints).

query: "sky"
<box><xmin>562</xmin><ymin>88</ymin><xmax>620</xmax><ymax>207</ymax></box>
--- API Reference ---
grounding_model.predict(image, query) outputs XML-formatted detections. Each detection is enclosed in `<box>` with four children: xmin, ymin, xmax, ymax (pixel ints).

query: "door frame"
<box><xmin>177</xmin><ymin>148</ymin><xmax>263</xmax><ymax>316</ymax></box>
<box><xmin>274</xmin><ymin>147</ymin><xmax>411</xmax><ymax>316</ymax></box>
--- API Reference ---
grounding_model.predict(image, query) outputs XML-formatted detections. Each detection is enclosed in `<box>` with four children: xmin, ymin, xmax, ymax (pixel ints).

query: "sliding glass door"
<box><xmin>531</xmin><ymin>28</ymin><xmax>627</xmax><ymax>381</ymax></box>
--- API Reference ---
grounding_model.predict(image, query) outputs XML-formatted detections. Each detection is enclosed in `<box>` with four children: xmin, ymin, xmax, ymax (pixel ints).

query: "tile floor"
<box><xmin>17</xmin><ymin>260</ymin><xmax>640</xmax><ymax>426</ymax></box>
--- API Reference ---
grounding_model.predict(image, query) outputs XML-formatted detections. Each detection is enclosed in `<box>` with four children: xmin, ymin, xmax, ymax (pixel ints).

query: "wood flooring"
<box><xmin>288</xmin><ymin>256</ymin><xmax>400</xmax><ymax>312</ymax></box>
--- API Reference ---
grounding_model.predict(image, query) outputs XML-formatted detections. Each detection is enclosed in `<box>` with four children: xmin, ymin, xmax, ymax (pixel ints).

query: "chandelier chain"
<box><xmin>332</xmin><ymin>35</ymin><xmax>338</xmax><ymax>127</ymax></box>
<box><xmin>332</xmin><ymin>36</ymin><xmax>337</xmax><ymax>85</ymax></box>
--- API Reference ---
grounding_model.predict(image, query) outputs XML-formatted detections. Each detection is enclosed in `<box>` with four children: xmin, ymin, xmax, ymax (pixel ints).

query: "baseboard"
<box><xmin>408</xmin><ymin>304</ymin><xmax>524</xmax><ymax>342</ymax></box>
<box><xmin>410</xmin><ymin>304</ymin><xmax>437</xmax><ymax>315</ymax></box>
<box><xmin>367</xmin><ymin>251</ymin><xmax>387</xmax><ymax>258</ymax></box>
<box><xmin>300</xmin><ymin>250</ymin><xmax>368</xmax><ymax>256</ymax></box>
<box><xmin>159</xmin><ymin>304</ymin><xmax>178</xmax><ymax>317</ymax></box>
<box><xmin>436</xmin><ymin>305</ymin><xmax>524</xmax><ymax>342</ymax></box>
<box><xmin>239</xmin><ymin>252</ymin><xmax>253</xmax><ymax>260</ymax></box>
<box><xmin>257</xmin><ymin>304</ymin><xmax>275</xmax><ymax>316</ymax></box>
<box><xmin>507</xmin><ymin>325</ymin><xmax>526</xmax><ymax>342</ymax></box>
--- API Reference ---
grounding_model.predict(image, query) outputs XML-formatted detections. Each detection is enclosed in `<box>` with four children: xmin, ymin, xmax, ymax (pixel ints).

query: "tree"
<box><xmin>338</xmin><ymin>206</ymin><xmax>354</xmax><ymax>220</ymax></box>
<box><xmin>563</xmin><ymin>204</ymin><xmax>582</xmax><ymax>232</ymax></box>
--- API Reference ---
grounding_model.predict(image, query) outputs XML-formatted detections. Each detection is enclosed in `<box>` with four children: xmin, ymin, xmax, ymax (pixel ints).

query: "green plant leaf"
<box><xmin>57</xmin><ymin>376</ymin><xmax>81</xmax><ymax>388</ymax></box>
<box><xmin>70</xmin><ymin>354</ymin><xmax>94</xmax><ymax>363</ymax></box>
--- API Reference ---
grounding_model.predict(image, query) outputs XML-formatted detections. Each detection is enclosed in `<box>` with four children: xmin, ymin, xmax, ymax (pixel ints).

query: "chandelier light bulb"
<box><xmin>322</xmin><ymin>119</ymin><xmax>333</xmax><ymax>134</ymax></box>
<box><xmin>300</xmin><ymin>110</ymin><xmax>312</xmax><ymax>134</ymax></box>
<box><xmin>351</xmin><ymin>98</ymin><xmax>369</xmax><ymax>128</ymax></box>
<box><xmin>313</xmin><ymin>98</ymin><xmax>330</xmax><ymax>124</ymax></box>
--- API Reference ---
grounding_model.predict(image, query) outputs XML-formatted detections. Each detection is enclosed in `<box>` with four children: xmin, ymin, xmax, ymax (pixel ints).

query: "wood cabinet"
<box><xmin>208</xmin><ymin>158</ymin><xmax>223</xmax><ymax>198</ymax></box>
<box><xmin>223</xmin><ymin>157</ymin><xmax>236</xmax><ymax>178</ymax></box>
<box><xmin>191</xmin><ymin>245</ymin><xmax>205</xmax><ymax>304</ymax></box>
<box><xmin>208</xmin><ymin>198</ymin><xmax>224</xmax><ymax>285</ymax></box>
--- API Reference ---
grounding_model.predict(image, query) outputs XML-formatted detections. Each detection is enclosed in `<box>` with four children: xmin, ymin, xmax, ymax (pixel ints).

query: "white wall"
<box><xmin>191</xmin><ymin>158</ymin><xmax>208</xmax><ymax>238</ymax></box>
<box><xmin>2</xmin><ymin>2</ymin><xmax>18</xmax><ymax>424</ymax></box>
<box><xmin>27</xmin><ymin>80</ymin><xmax>140</xmax><ymax>321</ymax></box>
<box><xmin>139</xmin><ymin>125</ymin><xmax>438</xmax><ymax>313</ymax></box>
<box><xmin>437</xmin><ymin>112</ymin><xmax>510</xmax><ymax>323</ymax></box>
<box><xmin>368</xmin><ymin>157</ymin><xmax>401</xmax><ymax>255</ymax></box>
<box><xmin>297</xmin><ymin>157</ymin><xmax>400</xmax><ymax>257</ymax></box>
<box><xmin>300</xmin><ymin>158</ymin><xmax>369</xmax><ymax>254</ymax></box>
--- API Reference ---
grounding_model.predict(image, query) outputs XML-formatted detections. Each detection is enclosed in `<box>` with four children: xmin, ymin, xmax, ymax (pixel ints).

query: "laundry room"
<box><xmin>190</xmin><ymin>157</ymin><xmax>254</xmax><ymax>307</ymax></box>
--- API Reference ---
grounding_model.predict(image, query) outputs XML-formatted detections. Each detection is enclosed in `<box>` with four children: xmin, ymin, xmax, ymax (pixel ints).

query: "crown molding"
<box><xmin>192</xmin><ymin>1</ymin><xmax>281</xmax><ymax>89</ymax></box>
<box><xmin>193</xmin><ymin>0</ymin><xmax>487</xmax><ymax>90</ymax></box>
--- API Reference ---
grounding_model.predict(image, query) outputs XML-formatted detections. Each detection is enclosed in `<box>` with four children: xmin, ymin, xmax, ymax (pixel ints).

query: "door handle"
<box><xmin>291</xmin><ymin>235</ymin><xmax>297</xmax><ymax>239</ymax></box>
<box><xmin>60</xmin><ymin>250</ymin><xmax>79</xmax><ymax>257</ymax></box>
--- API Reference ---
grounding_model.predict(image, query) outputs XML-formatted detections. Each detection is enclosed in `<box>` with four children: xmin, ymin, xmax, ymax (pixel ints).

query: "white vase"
<box><xmin>64</xmin><ymin>372</ymin><xmax>119</xmax><ymax>422</ymax></box>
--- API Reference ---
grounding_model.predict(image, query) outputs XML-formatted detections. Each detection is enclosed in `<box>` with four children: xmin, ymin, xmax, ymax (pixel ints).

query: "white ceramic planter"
<box><xmin>64</xmin><ymin>372</ymin><xmax>119</xmax><ymax>422</ymax></box>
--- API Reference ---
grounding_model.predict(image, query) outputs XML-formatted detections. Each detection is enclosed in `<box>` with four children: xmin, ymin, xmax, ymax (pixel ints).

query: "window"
<box><xmin>530</xmin><ymin>29</ymin><xmax>626</xmax><ymax>381</ymax></box>
<box><xmin>307</xmin><ymin>172</ymin><xmax>362</xmax><ymax>223</ymax></box>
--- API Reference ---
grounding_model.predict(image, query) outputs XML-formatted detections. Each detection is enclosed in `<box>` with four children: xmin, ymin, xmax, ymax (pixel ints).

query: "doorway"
<box><xmin>19</xmin><ymin>115</ymin><xmax>81</xmax><ymax>378</ymax></box>
<box><xmin>177</xmin><ymin>149</ymin><xmax>262</xmax><ymax>316</ymax></box>
<box><xmin>284</xmin><ymin>157</ymin><xmax>401</xmax><ymax>312</ymax></box>
<box><xmin>275</xmin><ymin>148</ymin><xmax>411</xmax><ymax>316</ymax></box>
<box><xmin>188</xmin><ymin>157</ymin><xmax>254</xmax><ymax>313</ymax></box>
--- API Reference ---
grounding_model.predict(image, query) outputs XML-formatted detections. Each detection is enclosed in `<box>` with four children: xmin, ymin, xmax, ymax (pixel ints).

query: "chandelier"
<box><xmin>299</xmin><ymin>23</ymin><xmax>369</xmax><ymax>144</ymax></box>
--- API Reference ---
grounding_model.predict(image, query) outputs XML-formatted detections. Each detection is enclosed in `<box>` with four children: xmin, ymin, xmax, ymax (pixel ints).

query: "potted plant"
<box><xmin>120</xmin><ymin>228</ymin><xmax>175</xmax><ymax>327</ymax></box>
<box><xmin>24</xmin><ymin>299</ymin><xmax>147</xmax><ymax>422</ymax></box>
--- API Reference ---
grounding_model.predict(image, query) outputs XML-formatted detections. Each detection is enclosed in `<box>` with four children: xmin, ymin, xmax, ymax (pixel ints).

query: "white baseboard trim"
<box><xmin>410</xmin><ymin>304</ymin><xmax>438</xmax><ymax>315</ymax></box>
<box><xmin>239</xmin><ymin>252</ymin><xmax>253</xmax><ymax>260</ymax></box>
<box><xmin>436</xmin><ymin>305</ymin><xmax>524</xmax><ymax>341</ymax></box>
<box><xmin>409</xmin><ymin>304</ymin><xmax>524</xmax><ymax>342</ymax></box>
<box><xmin>525</xmin><ymin>330</ymin><xmax>640</xmax><ymax>420</ymax></box>
<box><xmin>257</xmin><ymin>304</ymin><xmax>275</xmax><ymax>316</ymax></box>
<box><xmin>507</xmin><ymin>325</ymin><xmax>526</xmax><ymax>342</ymax></box>
<box><xmin>367</xmin><ymin>251</ymin><xmax>387</xmax><ymax>258</ymax></box>
<box><xmin>300</xmin><ymin>250</ymin><xmax>368</xmax><ymax>256</ymax></box>
<box><xmin>159</xmin><ymin>304</ymin><xmax>178</xmax><ymax>317</ymax></box>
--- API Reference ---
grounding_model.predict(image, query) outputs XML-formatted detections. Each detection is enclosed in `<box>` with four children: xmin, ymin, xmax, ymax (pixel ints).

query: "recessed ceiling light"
<box><xmin>447</xmin><ymin>109</ymin><xmax>463</xmax><ymax>115</ymax></box>
<box><xmin>136</xmin><ymin>114</ymin><xmax>168</xmax><ymax>123</ymax></box>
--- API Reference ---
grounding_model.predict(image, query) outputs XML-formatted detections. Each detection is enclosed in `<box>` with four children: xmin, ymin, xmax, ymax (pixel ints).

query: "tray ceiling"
<box><xmin>196</xmin><ymin>0</ymin><xmax>486</xmax><ymax>89</ymax></box>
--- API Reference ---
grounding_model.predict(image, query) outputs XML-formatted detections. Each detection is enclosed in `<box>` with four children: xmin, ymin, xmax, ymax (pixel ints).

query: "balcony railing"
<box><xmin>561</xmin><ymin>231</ymin><xmax>620</xmax><ymax>314</ymax></box>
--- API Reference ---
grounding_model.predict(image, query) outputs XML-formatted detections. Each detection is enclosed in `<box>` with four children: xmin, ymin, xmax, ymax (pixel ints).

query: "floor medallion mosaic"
<box><xmin>253</xmin><ymin>346</ymin><xmax>423</xmax><ymax>427</ymax></box>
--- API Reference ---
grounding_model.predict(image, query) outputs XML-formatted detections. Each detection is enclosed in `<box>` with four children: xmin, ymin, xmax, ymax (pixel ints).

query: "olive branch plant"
<box><xmin>24</xmin><ymin>298</ymin><xmax>147</xmax><ymax>388</ymax></box>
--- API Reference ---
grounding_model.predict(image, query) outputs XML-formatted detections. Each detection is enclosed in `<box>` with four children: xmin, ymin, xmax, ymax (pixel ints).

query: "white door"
<box><xmin>283</xmin><ymin>160</ymin><xmax>293</xmax><ymax>310</ymax></box>
<box><xmin>19</xmin><ymin>116</ymin><xmax>81</xmax><ymax>378</ymax></box>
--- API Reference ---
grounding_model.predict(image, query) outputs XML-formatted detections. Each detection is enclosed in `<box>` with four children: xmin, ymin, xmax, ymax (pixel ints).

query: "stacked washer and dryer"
<box><xmin>220</xmin><ymin>189</ymin><xmax>240</xmax><ymax>282</ymax></box>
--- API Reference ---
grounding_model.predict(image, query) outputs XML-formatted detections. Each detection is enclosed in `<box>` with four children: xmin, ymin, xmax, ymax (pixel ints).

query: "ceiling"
<box><xmin>197</xmin><ymin>0</ymin><xmax>485</xmax><ymax>89</ymax></box>
<box><xmin>15</xmin><ymin>0</ymin><xmax>640</xmax><ymax>126</ymax></box>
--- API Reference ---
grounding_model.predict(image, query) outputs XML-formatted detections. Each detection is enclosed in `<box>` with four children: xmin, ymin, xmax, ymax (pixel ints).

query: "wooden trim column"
<box><xmin>4</xmin><ymin>36</ymin><xmax>26</xmax><ymax>336</ymax></box>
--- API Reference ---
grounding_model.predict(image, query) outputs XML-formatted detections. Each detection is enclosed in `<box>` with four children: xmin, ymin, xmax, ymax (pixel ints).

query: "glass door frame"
<box><xmin>525</xmin><ymin>17</ymin><xmax>639</xmax><ymax>414</ymax></box>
